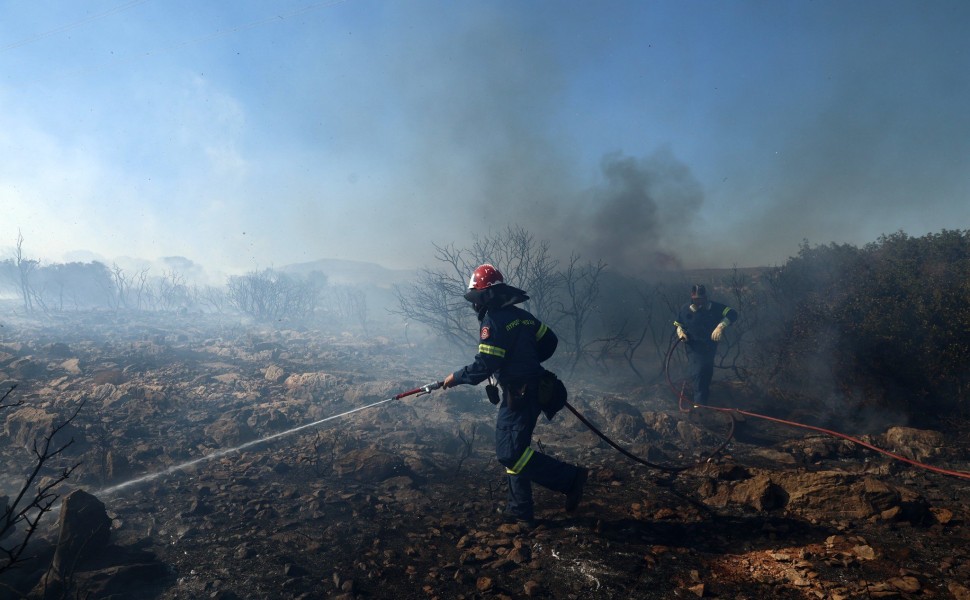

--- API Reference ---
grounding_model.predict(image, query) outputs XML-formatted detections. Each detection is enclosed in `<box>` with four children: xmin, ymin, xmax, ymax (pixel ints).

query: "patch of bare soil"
<box><xmin>2</xmin><ymin>313</ymin><xmax>969</xmax><ymax>599</ymax></box>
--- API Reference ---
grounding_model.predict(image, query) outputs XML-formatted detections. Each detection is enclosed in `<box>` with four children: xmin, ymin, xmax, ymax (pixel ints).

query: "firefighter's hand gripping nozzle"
<box><xmin>393</xmin><ymin>381</ymin><xmax>443</xmax><ymax>400</ymax></box>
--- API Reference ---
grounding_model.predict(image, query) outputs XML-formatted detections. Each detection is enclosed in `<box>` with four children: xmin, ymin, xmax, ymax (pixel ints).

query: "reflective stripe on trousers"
<box><xmin>495</xmin><ymin>395</ymin><xmax>579</xmax><ymax>519</ymax></box>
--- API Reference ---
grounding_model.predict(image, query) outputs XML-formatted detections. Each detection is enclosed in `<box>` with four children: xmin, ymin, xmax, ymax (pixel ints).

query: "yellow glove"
<box><xmin>676</xmin><ymin>326</ymin><xmax>688</xmax><ymax>341</ymax></box>
<box><xmin>711</xmin><ymin>322</ymin><xmax>727</xmax><ymax>342</ymax></box>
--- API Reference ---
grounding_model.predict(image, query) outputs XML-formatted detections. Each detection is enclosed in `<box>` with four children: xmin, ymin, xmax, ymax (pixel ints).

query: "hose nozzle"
<box><xmin>394</xmin><ymin>381</ymin><xmax>444</xmax><ymax>400</ymax></box>
<box><xmin>420</xmin><ymin>381</ymin><xmax>443</xmax><ymax>395</ymax></box>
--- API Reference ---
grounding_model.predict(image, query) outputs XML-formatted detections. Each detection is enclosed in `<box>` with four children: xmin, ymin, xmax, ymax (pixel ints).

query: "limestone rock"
<box><xmin>51</xmin><ymin>490</ymin><xmax>112</xmax><ymax>576</ymax></box>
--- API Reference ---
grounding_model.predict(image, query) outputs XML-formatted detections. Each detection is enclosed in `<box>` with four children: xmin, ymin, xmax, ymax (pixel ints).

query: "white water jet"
<box><xmin>96</xmin><ymin>397</ymin><xmax>396</xmax><ymax>496</ymax></box>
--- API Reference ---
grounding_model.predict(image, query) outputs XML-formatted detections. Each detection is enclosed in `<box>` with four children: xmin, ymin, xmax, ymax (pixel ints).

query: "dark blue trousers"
<box><xmin>494</xmin><ymin>395</ymin><xmax>579</xmax><ymax>520</ymax></box>
<box><xmin>687</xmin><ymin>346</ymin><xmax>716</xmax><ymax>406</ymax></box>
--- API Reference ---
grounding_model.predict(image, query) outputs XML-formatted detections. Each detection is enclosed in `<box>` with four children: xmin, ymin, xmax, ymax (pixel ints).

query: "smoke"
<box><xmin>293</xmin><ymin>1</ymin><xmax>968</xmax><ymax>274</ymax></box>
<box><xmin>560</xmin><ymin>149</ymin><xmax>703</xmax><ymax>275</ymax></box>
<box><xmin>378</xmin><ymin>4</ymin><xmax>575</xmax><ymax>231</ymax></box>
<box><xmin>364</xmin><ymin>4</ymin><xmax>717</xmax><ymax>276</ymax></box>
<box><xmin>14</xmin><ymin>2</ymin><xmax>966</xmax><ymax>275</ymax></box>
<box><xmin>700</xmin><ymin>2</ymin><xmax>970</xmax><ymax>269</ymax></box>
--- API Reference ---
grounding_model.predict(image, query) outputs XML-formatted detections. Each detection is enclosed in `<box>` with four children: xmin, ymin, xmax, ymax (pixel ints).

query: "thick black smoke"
<box><xmin>370</xmin><ymin>5</ymin><xmax>708</xmax><ymax>275</ymax></box>
<box><xmin>564</xmin><ymin>149</ymin><xmax>704</xmax><ymax>275</ymax></box>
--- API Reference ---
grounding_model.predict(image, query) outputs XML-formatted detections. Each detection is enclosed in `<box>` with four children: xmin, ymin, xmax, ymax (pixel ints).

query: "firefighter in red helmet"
<box><xmin>442</xmin><ymin>264</ymin><xmax>588</xmax><ymax>526</ymax></box>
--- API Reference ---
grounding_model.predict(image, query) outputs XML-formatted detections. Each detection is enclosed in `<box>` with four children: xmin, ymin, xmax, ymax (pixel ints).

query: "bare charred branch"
<box><xmin>227</xmin><ymin>269</ymin><xmax>322</xmax><ymax>323</ymax></box>
<box><xmin>1</xmin><ymin>397</ymin><xmax>86</xmax><ymax>575</ymax></box>
<box><xmin>0</xmin><ymin>385</ymin><xmax>21</xmax><ymax>412</ymax></box>
<box><xmin>557</xmin><ymin>254</ymin><xmax>607</xmax><ymax>374</ymax></box>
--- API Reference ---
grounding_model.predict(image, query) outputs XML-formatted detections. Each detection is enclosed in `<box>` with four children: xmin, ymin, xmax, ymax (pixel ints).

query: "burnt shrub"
<box><xmin>841</xmin><ymin>230</ymin><xmax>970</xmax><ymax>413</ymax></box>
<box><xmin>226</xmin><ymin>268</ymin><xmax>324</xmax><ymax>323</ymax></box>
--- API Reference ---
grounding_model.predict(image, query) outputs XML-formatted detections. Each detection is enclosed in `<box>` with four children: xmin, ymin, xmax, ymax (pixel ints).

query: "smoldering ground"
<box><xmin>2</xmin><ymin>309</ymin><xmax>969</xmax><ymax>600</ymax></box>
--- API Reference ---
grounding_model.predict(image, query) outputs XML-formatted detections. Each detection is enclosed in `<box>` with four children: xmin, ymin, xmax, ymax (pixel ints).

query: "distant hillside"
<box><xmin>281</xmin><ymin>258</ymin><xmax>416</xmax><ymax>288</ymax></box>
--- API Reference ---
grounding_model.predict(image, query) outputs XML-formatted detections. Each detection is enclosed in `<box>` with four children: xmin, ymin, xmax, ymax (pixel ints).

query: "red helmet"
<box><xmin>468</xmin><ymin>264</ymin><xmax>504</xmax><ymax>290</ymax></box>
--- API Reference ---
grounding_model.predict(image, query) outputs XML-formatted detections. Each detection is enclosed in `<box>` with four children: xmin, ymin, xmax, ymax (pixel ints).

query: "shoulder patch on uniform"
<box><xmin>480</xmin><ymin>326</ymin><xmax>490</xmax><ymax>340</ymax></box>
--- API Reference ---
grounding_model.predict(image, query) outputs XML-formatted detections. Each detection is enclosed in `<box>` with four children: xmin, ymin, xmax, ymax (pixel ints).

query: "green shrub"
<box><xmin>763</xmin><ymin>230</ymin><xmax>970</xmax><ymax>419</ymax></box>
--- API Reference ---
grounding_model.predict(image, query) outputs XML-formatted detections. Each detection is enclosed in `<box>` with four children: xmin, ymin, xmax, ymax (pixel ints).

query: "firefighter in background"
<box><xmin>673</xmin><ymin>284</ymin><xmax>739</xmax><ymax>407</ymax></box>
<box><xmin>442</xmin><ymin>264</ymin><xmax>587</xmax><ymax>526</ymax></box>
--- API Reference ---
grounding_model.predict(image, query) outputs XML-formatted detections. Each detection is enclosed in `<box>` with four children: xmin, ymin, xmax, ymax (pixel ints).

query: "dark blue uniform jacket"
<box><xmin>451</xmin><ymin>305</ymin><xmax>557</xmax><ymax>387</ymax></box>
<box><xmin>674</xmin><ymin>300</ymin><xmax>739</xmax><ymax>354</ymax></box>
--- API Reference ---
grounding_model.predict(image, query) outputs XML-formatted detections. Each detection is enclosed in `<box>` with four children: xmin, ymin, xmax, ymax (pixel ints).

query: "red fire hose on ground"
<box><xmin>664</xmin><ymin>337</ymin><xmax>970</xmax><ymax>481</ymax></box>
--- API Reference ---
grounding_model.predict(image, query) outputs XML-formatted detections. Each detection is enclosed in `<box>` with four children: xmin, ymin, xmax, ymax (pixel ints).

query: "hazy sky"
<box><xmin>2</xmin><ymin>0</ymin><xmax>968</xmax><ymax>280</ymax></box>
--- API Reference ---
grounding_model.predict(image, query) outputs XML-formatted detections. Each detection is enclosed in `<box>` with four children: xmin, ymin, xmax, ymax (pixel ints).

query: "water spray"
<box><xmin>96</xmin><ymin>381</ymin><xmax>443</xmax><ymax>497</ymax></box>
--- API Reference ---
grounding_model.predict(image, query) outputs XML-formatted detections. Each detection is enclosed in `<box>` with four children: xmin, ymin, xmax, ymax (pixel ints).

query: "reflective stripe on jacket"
<box><xmin>452</xmin><ymin>305</ymin><xmax>557</xmax><ymax>387</ymax></box>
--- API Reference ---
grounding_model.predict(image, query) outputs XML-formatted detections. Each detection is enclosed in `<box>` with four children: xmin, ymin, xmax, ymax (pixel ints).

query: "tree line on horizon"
<box><xmin>0</xmin><ymin>231</ymin><xmax>371</xmax><ymax>330</ymax></box>
<box><xmin>2</xmin><ymin>227</ymin><xmax>968</xmax><ymax>420</ymax></box>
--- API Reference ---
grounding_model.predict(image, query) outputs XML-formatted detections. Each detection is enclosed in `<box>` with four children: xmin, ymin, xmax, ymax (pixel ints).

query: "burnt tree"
<box><xmin>1</xmin><ymin>387</ymin><xmax>85</xmax><ymax>577</ymax></box>
<box><xmin>392</xmin><ymin>226</ymin><xmax>561</xmax><ymax>350</ymax></box>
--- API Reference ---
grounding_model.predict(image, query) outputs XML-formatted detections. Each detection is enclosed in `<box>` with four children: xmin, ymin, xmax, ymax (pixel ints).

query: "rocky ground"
<box><xmin>2</xmin><ymin>311</ymin><xmax>969</xmax><ymax>599</ymax></box>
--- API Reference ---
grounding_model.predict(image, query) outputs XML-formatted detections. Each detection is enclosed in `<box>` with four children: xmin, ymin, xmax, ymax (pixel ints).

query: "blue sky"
<box><xmin>2</xmin><ymin>0</ymin><xmax>968</xmax><ymax>281</ymax></box>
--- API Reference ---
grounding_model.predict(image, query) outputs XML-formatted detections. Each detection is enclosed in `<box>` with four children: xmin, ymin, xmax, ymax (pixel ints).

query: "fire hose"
<box><xmin>561</xmin><ymin>401</ymin><xmax>716</xmax><ymax>473</ymax></box>
<box><xmin>664</xmin><ymin>337</ymin><xmax>970</xmax><ymax>481</ymax></box>
<box><xmin>484</xmin><ymin>376</ymin><xmax>724</xmax><ymax>474</ymax></box>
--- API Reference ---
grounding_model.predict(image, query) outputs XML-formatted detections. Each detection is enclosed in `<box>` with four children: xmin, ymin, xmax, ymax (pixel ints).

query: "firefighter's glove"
<box><xmin>442</xmin><ymin>373</ymin><xmax>456</xmax><ymax>389</ymax></box>
<box><xmin>676</xmin><ymin>326</ymin><xmax>688</xmax><ymax>341</ymax></box>
<box><xmin>711</xmin><ymin>321</ymin><xmax>728</xmax><ymax>342</ymax></box>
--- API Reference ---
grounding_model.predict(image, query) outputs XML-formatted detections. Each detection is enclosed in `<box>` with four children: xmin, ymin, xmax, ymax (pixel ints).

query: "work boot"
<box><xmin>565</xmin><ymin>468</ymin><xmax>588</xmax><ymax>513</ymax></box>
<box><xmin>498</xmin><ymin>508</ymin><xmax>538</xmax><ymax>530</ymax></box>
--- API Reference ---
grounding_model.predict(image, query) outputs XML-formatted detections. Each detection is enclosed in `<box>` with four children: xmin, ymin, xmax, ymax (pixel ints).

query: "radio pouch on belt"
<box><xmin>485</xmin><ymin>383</ymin><xmax>501</xmax><ymax>405</ymax></box>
